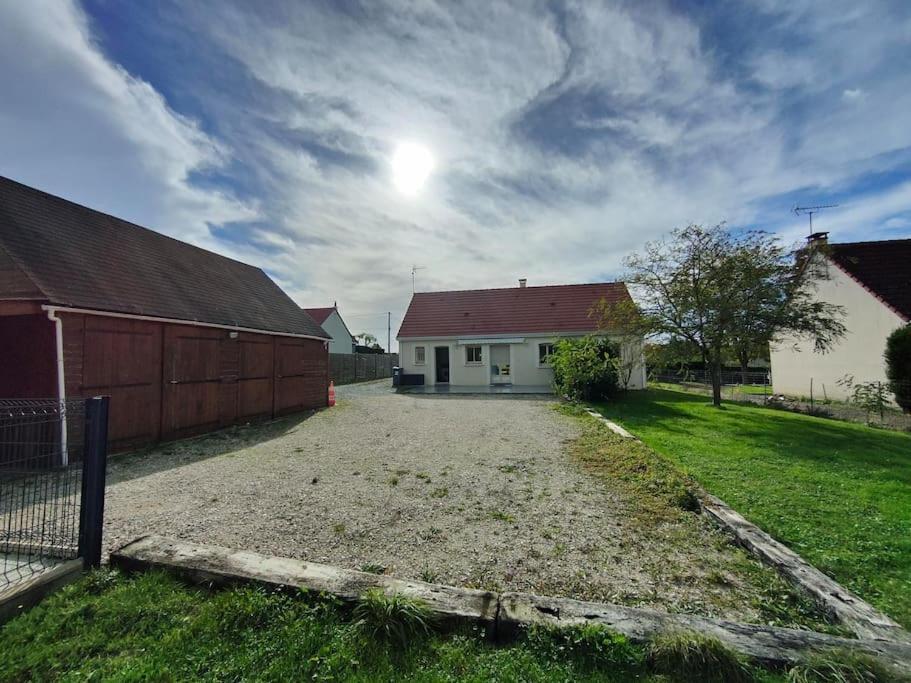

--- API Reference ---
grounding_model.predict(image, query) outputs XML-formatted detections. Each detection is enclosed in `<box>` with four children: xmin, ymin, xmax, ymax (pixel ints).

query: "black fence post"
<box><xmin>79</xmin><ymin>396</ymin><xmax>110</xmax><ymax>569</ymax></box>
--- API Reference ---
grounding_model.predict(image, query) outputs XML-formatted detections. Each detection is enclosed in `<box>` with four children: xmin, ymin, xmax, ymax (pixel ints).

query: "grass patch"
<box><xmin>594</xmin><ymin>388</ymin><xmax>911</xmax><ymax>628</ymax></box>
<box><xmin>563</xmin><ymin>405</ymin><xmax>839</xmax><ymax>632</ymax></box>
<box><xmin>0</xmin><ymin>569</ymin><xmax>793</xmax><ymax>682</ymax></box>
<box><xmin>648</xmin><ymin>631</ymin><xmax>751</xmax><ymax>683</ymax></box>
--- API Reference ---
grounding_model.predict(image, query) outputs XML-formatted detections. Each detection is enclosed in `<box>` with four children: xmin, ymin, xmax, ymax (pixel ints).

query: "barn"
<box><xmin>0</xmin><ymin>176</ymin><xmax>330</xmax><ymax>452</ymax></box>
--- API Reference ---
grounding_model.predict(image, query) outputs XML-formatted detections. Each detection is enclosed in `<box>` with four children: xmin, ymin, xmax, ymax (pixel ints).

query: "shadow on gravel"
<box><xmin>106</xmin><ymin>411</ymin><xmax>319</xmax><ymax>485</ymax></box>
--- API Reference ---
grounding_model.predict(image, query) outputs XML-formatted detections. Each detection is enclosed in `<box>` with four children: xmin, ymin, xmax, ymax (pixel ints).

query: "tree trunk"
<box><xmin>710</xmin><ymin>355</ymin><xmax>723</xmax><ymax>407</ymax></box>
<box><xmin>739</xmin><ymin>349</ymin><xmax>750</xmax><ymax>386</ymax></box>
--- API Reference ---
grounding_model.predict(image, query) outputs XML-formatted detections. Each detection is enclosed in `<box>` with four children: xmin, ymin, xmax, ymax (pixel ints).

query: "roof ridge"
<box><xmin>0</xmin><ymin>175</ymin><xmax>264</xmax><ymax>274</ymax></box>
<box><xmin>831</xmin><ymin>238</ymin><xmax>911</xmax><ymax>247</ymax></box>
<box><xmin>413</xmin><ymin>281</ymin><xmax>627</xmax><ymax>296</ymax></box>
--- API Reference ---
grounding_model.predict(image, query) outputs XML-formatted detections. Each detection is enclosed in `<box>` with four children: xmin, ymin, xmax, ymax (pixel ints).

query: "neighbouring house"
<box><xmin>397</xmin><ymin>279</ymin><xmax>646</xmax><ymax>390</ymax></box>
<box><xmin>303</xmin><ymin>305</ymin><xmax>355</xmax><ymax>354</ymax></box>
<box><xmin>770</xmin><ymin>234</ymin><xmax>910</xmax><ymax>401</ymax></box>
<box><xmin>0</xmin><ymin>175</ymin><xmax>331</xmax><ymax>452</ymax></box>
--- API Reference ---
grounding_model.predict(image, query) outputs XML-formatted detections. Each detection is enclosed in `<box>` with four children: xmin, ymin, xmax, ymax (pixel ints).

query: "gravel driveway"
<box><xmin>103</xmin><ymin>380</ymin><xmax>802</xmax><ymax>623</ymax></box>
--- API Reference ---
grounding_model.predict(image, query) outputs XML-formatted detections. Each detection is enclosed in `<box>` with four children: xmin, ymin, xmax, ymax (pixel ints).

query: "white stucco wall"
<box><xmin>320</xmin><ymin>310</ymin><xmax>355</xmax><ymax>354</ymax></box>
<box><xmin>398</xmin><ymin>333</ymin><xmax>646</xmax><ymax>390</ymax></box>
<box><xmin>770</xmin><ymin>257</ymin><xmax>906</xmax><ymax>400</ymax></box>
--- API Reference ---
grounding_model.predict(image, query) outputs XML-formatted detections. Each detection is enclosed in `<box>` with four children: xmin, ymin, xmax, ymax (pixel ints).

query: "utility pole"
<box><xmin>387</xmin><ymin>312</ymin><xmax>391</xmax><ymax>353</ymax></box>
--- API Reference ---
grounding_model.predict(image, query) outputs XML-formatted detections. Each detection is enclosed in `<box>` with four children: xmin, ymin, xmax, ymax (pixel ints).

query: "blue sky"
<box><xmin>1</xmin><ymin>1</ymin><xmax>910</xmax><ymax>349</ymax></box>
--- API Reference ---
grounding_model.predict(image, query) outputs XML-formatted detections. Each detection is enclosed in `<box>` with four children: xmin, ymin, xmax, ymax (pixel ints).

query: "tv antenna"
<box><xmin>411</xmin><ymin>265</ymin><xmax>426</xmax><ymax>293</ymax></box>
<box><xmin>793</xmin><ymin>204</ymin><xmax>838</xmax><ymax>235</ymax></box>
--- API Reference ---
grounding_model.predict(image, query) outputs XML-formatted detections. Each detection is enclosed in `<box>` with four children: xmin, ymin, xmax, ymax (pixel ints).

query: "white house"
<box><xmin>303</xmin><ymin>305</ymin><xmax>355</xmax><ymax>354</ymax></box>
<box><xmin>396</xmin><ymin>280</ymin><xmax>646</xmax><ymax>390</ymax></box>
<box><xmin>770</xmin><ymin>235</ymin><xmax>910</xmax><ymax>400</ymax></box>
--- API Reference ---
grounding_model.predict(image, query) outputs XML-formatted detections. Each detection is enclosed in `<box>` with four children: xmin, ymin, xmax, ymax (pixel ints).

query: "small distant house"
<box><xmin>303</xmin><ymin>306</ymin><xmax>355</xmax><ymax>354</ymax></box>
<box><xmin>0</xmin><ymin>176</ymin><xmax>331</xmax><ymax>452</ymax></box>
<box><xmin>770</xmin><ymin>234</ymin><xmax>910</xmax><ymax>400</ymax></box>
<box><xmin>397</xmin><ymin>280</ymin><xmax>646</xmax><ymax>390</ymax></box>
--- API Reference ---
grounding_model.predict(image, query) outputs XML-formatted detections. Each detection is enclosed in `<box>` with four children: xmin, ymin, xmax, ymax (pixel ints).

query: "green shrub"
<box><xmin>885</xmin><ymin>325</ymin><xmax>911</xmax><ymax>413</ymax></box>
<box><xmin>549</xmin><ymin>336</ymin><xmax>622</xmax><ymax>401</ymax></box>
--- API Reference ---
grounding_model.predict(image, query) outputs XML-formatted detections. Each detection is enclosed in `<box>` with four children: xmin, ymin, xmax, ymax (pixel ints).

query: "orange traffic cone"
<box><xmin>328</xmin><ymin>380</ymin><xmax>336</xmax><ymax>407</ymax></box>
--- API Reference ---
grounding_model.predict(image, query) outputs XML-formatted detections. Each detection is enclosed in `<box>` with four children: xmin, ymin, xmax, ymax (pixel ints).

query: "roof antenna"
<box><xmin>793</xmin><ymin>204</ymin><xmax>838</xmax><ymax>237</ymax></box>
<box><xmin>411</xmin><ymin>265</ymin><xmax>426</xmax><ymax>293</ymax></box>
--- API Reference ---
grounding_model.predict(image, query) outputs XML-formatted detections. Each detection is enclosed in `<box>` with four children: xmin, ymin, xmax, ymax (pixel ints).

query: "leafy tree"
<box><xmin>624</xmin><ymin>224</ymin><xmax>845</xmax><ymax>406</ymax></box>
<box><xmin>885</xmin><ymin>325</ymin><xmax>911</xmax><ymax>413</ymax></box>
<box><xmin>549</xmin><ymin>336</ymin><xmax>622</xmax><ymax>401</ymax></box>
<box><xmin>356</xmin><ymin>332</ymin><xmax>377</xmax><ymax>346</ymax></box>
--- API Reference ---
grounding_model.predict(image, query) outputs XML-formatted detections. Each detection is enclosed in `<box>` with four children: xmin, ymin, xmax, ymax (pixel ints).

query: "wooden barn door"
<box><xmin>274</xmin><ymin>338</ymin><xmax>328</xmax><ymax>415</ymax></box>
<box><xmin>81</xmin><ymin>317</ymin><xmax>162</xmax><ymax>449</ymax></box>
<box><xmin>161</xmin><ymin>325</ymin><xmax>222</xmax><ymax>440</ymax></box>
<box><xmin>235</xmin><ymin>334</ymin><xmax>274</xmax><ymax>422</ymax></box>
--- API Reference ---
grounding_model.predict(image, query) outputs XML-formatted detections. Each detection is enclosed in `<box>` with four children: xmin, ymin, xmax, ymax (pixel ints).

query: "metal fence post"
<box><xmin>79</xmin><ymin>395</ymin><xmax>110</xmax><ymax>569</ymax></box>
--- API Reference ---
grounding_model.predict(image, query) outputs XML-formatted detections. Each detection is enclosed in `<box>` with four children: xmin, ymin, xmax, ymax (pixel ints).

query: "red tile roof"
<box><xmin>0</xmin><ymin>175</ymin><xmax>330</xmax><ymax>338</ymax></box>
<box><xmin>830</xmin><ymin>239</ymin><xmax>911</xmax><ymax>321</ymax></box>
<box><xmin>302</xmin><ymin>307</ymin><xmax>336</xmax><ymax>325</ymax></box>
<box><xmin>397</xmin><ymin>282</ymin><xmax>632</xmax><ymax>339</ymax></box>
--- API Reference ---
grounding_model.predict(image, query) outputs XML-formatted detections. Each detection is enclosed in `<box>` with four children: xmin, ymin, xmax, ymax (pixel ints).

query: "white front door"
<box><xmin>489</xmin><ymin>344</ymin><xmax>511</xmax><ymax>384</ymax></box>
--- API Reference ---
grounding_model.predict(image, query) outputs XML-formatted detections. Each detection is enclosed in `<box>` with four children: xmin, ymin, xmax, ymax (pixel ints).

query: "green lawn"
<box><xmin>594</xmin><ymin>389</ymin><xmax>911</xmax><ymax>628</ymax></box>
<box><xmin>0</xmin><ymin>570</ymin><xmax>792</xmax><ymax>682</ymax></box>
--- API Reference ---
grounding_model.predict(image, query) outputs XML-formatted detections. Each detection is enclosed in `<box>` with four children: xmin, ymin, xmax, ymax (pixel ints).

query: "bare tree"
<box><xmin>624</xmin><ymin>224</ymin><xmax>845</xmax><ymax>406</ymax></box>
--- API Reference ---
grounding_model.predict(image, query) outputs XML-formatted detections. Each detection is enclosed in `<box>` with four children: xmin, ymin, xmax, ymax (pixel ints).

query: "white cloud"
<box><xmin>0</xmin><ymin>0</ymin><xmax>255</xmax><ymax>251</ymax></box>
<box><xmin>1</xmin><ymin>0</ymin><xmax>909</xmax><ymax>350</ymax></box>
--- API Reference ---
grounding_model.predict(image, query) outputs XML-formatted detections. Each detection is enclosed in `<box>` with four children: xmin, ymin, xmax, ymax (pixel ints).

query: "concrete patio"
<box><xmin>398</xmin><ymin>384</ymin><xmax>553</xmax><ymax>395</ymax></box>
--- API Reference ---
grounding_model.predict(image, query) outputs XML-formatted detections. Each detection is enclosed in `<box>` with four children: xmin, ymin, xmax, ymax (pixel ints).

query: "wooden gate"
<box><xmin>161</xmin><ymin>325</ymin><xmax>222</xmax><ymax>440</ymax></box>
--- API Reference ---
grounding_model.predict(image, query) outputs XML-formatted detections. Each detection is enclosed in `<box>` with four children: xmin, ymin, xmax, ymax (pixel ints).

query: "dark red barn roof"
<box><xmin>302</xmin><ymin>307</ymin><xmax>336</xmax><ymax>325</ymax></box>
<box><xmin>397</xmin><ymin>282</ymin><xmax>633</xmax><ymax>338</ymax></box>
<box><xmin>830</xmin><ymin>239</ymin><xmax>911</xmax><ymax>321</ymax></box>
<box><xmin>0</xmin><ymin>175</ymin><xmax>329</xmax><ymax>338</ymax></box>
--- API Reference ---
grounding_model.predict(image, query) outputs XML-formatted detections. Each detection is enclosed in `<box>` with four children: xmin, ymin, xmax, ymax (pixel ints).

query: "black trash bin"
<box><xmin>392</xmin><ymin>366</ymin><xmax>402</xmax><ymax>387</ymax></box>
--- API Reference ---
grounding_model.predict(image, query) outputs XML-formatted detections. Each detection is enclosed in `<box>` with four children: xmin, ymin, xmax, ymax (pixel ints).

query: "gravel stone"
<box><xmin>102</xmin><ymin>380</ymin><xmax>797</xmax><ymax>623</ymax></box>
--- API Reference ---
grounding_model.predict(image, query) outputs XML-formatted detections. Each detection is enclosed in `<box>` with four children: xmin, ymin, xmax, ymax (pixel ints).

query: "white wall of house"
<box><xmin>770</xmin><ymin>257</ymin><xmax>906</xmax><ymax>400</ymax></box>
<box><xmin>321</xmin><ymin>310</ymin><xmax>355</xmax><ymax>354</ymax></box>
<box><xmin>398</xmin><ymin>333</ymin><xmax>646</xmax><ymax>390</ymax></box>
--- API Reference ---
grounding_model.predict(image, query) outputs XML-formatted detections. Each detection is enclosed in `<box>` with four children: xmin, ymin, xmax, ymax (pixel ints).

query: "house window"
<box><xmin>538</xmin><ymin>343</ymin><xmax>555</xmax><ymax>366</ymax></box>
<box><xmin>414</xmin><ymin>346</ymin><xmax>425</xmax><ymax>365</ymax></box>
<box><xmin>466</xmin><ymin>345</ymin><xmax>482</xmax><ymax>364</ymax></box>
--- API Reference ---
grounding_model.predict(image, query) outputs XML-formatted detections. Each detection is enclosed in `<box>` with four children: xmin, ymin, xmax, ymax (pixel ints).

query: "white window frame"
<box><xmin>537</xmin><ymin>342</ymin><xmax>555</xmax><ymax>367</ymax></box>
<box><xmin>465</xmin><ymin>345</ymin><xmax>483</xmax><ymax>365</ymax></box>
<box><xmin>414</xmin><ymin>345</ymin><xmax>426</xmax><ymax>365</ymax></box>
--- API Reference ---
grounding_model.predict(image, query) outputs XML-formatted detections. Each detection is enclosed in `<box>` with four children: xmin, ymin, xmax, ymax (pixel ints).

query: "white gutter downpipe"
<box><xmin>46</xmin><ymin>308</ymin><xmax>68</xmax><ymax>466</ymax></box>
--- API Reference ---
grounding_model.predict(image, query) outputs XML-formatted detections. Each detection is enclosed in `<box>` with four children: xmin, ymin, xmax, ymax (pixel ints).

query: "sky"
<box><xmin>1</xmin><ymin>1</ymin><xmax>910</xmax><ymax>351</ymax></box>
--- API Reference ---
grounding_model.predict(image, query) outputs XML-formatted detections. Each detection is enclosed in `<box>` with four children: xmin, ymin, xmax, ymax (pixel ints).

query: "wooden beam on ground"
<box><xmin>110</xmin><ymin>536</ymin><xmax>911</xmax><ymax>675</ymax></box>
<box><xmin>702</xmin><ymin>494</ymin><xmax>909</xmax><ymax>643</ymax></box>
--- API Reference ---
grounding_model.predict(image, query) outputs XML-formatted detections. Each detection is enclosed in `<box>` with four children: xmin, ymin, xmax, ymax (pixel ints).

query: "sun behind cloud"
<box><xmin>391</xmin><ymin>142</ymin><xmax>434</xmax><ymax>196</ymax></box>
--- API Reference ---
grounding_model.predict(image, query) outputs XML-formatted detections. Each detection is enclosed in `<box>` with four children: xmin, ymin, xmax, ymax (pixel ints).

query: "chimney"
<box><xmin>806</xmin><ymin>231</ymin><xmax>829</xmax><ymax>245</ymax></box>
<box><xmin>518</xmin><ymin>278</ymin><xmax>527</xmax><ymax>288</ymax></box>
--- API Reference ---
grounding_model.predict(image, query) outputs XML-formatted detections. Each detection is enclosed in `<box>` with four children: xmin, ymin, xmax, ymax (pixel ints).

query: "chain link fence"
<box><xmin>650</xmin><ymin>369</ymin><xmax>911</xmax><ymax>431</ymax></box>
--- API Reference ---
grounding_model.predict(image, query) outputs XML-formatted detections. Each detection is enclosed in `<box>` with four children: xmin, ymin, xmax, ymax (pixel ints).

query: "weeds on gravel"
<box><xmin>419</xmin><ymin>567</ymin><xmax>440</xmax><ymax>583</ymax></box>
<box><xmin>388</xmin><ymin>476</ymin><xmax>399</xmax><ymax>486</ymax></box>
<box><xmin>359</xmin><ymin>562</ymin><xmax>386</xmax><ymax>575</ymax></box>
<box><xmin>353</xmin><ymin>588</ymin><xmax>434</xmax><ymax>645</ymax></box>
<box><xmin>490</xmin><ymin>510</ymin><xmax>517</xmax><ymax>523</ymax></box>
<box><xmin>430</xmin><ymin>486</ymin><xmax>448</xmax><ymax>498</ymax></box>
<box><xmin>568</xmin><ymin>420</ymin><xmax>702</xmax><ymax>517</ymax></box>
<box><xmin>332</xmin><ymin>522</ymin><xmax>346</xmax><ymax>535</ymax></box>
